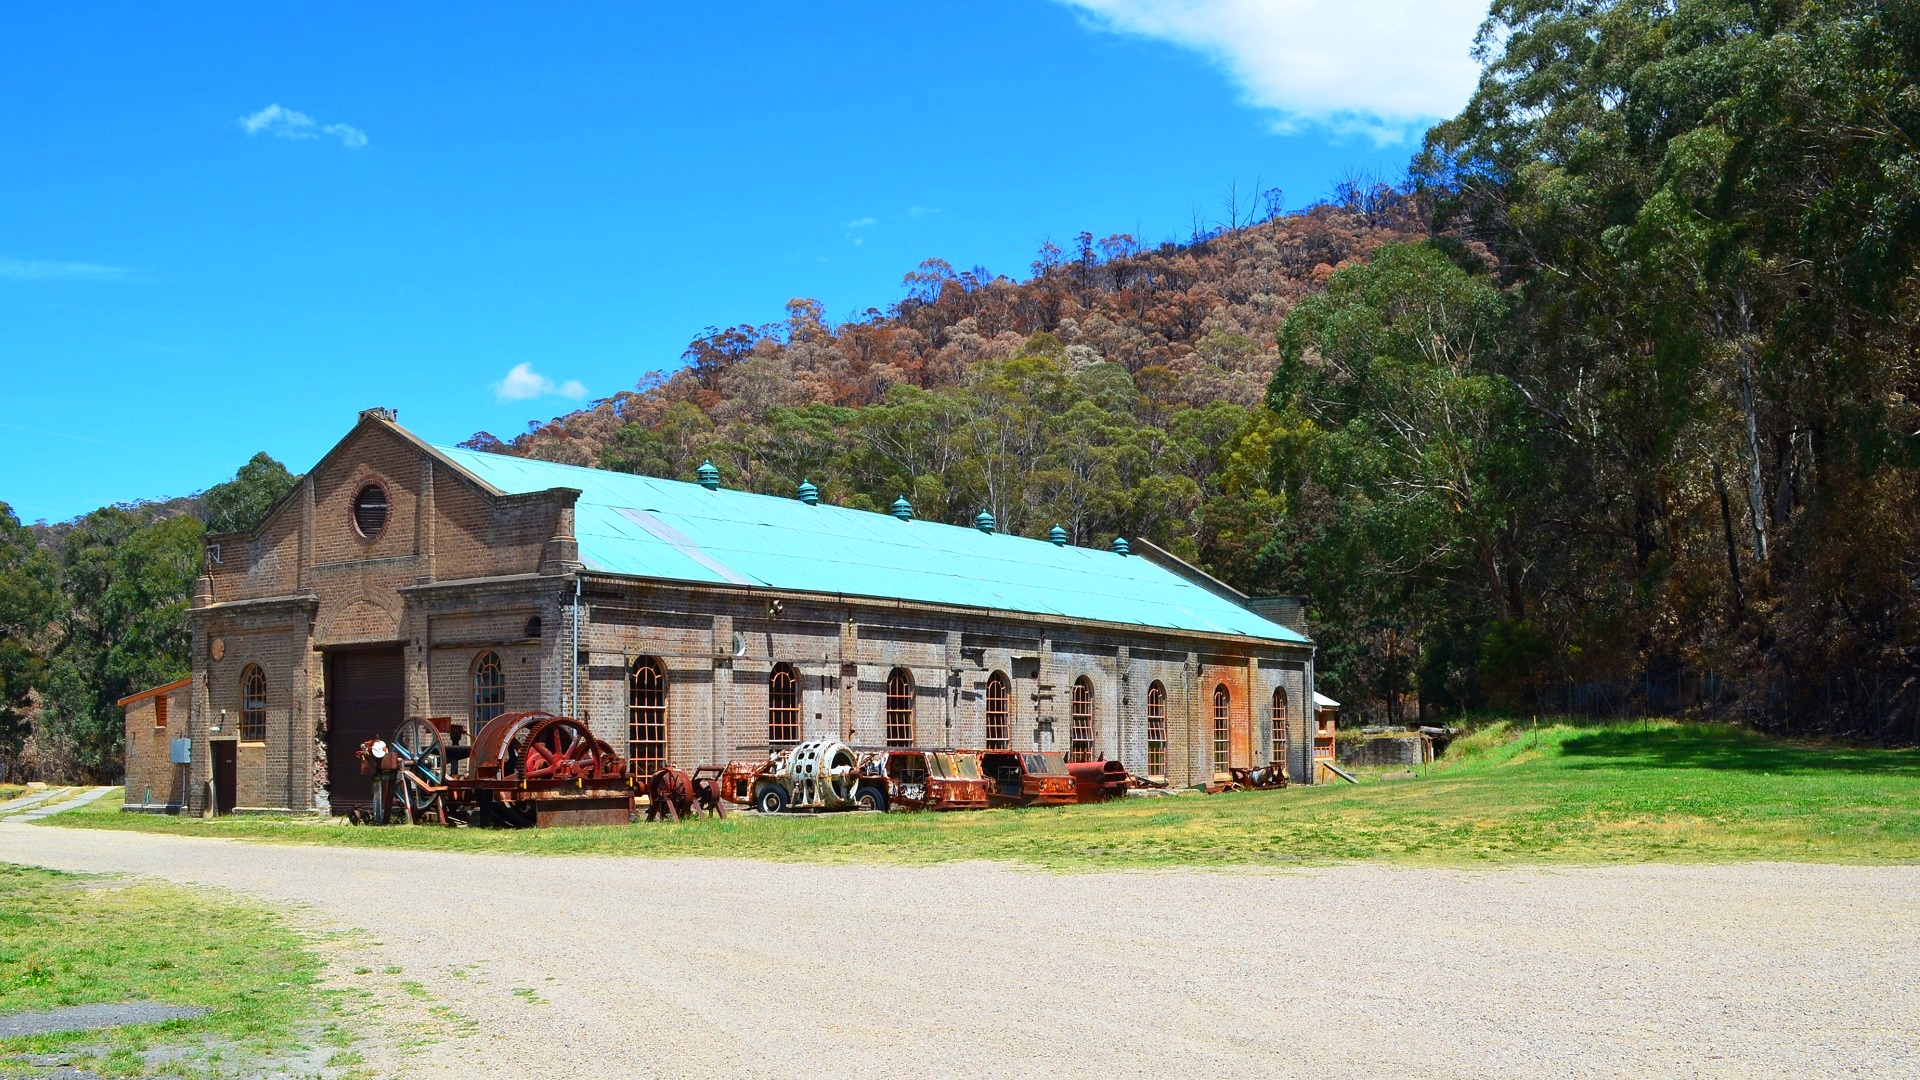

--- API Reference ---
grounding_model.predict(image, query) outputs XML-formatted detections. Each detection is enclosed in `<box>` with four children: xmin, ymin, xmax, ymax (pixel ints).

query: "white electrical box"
<box><xmin>169</xmin><ymin>738</ymin><xmax>192</xmax><ymax>765</ymax></box>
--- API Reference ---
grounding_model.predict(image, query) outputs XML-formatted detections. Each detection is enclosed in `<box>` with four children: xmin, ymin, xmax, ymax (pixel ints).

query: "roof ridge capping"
<box><xmin>434</xmin><ymin>443</ymin><xmax>1080</xmax><ymax>545</ymax></box>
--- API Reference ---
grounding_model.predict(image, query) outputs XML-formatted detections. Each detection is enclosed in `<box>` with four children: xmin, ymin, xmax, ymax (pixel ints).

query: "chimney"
<box><xmin>1246</xmin><ymin>596</ymin><xmax>1308</xmax><ymax>634</ymax></box>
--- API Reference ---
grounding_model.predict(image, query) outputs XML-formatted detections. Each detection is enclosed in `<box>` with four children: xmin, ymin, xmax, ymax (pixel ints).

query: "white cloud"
<box><xmin>493</xmin><ymin>363</ymin><xmax>588</xmax><ymax>403</ymax></box>
<box><xmin>1052</xmin><ymin>0</ymin><xmax>1486</xmax><ymax>142</ymax></box>
<box><xmin>0</xmin><ymin>256</ymin><xmax>129</xmax><ymax>281</ymax></box>
<box><xmin>322</xmin><ymin>122</ymin><xmax>369</xmax><ymax>149</ymax></box>
<box><xmin>843</xmin><ymin>217</ymin><xmax>878</xmax><ymax>246</ymax></box>
<box><xmin>238</xmin><ymin>103</ymin><xmax>369</xmax><ymax>149</ymax></box>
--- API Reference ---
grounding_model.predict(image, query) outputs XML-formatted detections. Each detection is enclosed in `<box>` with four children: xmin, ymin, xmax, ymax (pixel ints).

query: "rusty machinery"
<box><xmin>640</xmin><ymin>766</ymin><xmax>726</xmax><ymax>822</ymax></box>
<box><xmin>971</xmin><ymin>749</ymin><xmax>1078</xmax><ymax>809</ymax></box>
<box><xmin>1066</xmin><ymin>759</ymin><xmax>1132</xmax><ymax>804</ymax></box>
<box><xmin>356</xmin><ymin>711</ymin><xmax>633</xmax><ymax>828</ymax></box>
<box><xmin>644</xmin><ymin>766</ymin><xmax>692</xmax><ymax>821</ymax></box>
<box><xmin>857</xmin><ymin>748</ymin><xmax>990</xmax><ymax>811</ymax></box>
<box><xmin>1225</xmin><ymin>762</ymin><xmax>1289</xmax><ymax>791</ymax></box>
<box><xmin>714</xmin><ymin>737</ymin><xmax>891</xmax><ymax>814</ymax></box>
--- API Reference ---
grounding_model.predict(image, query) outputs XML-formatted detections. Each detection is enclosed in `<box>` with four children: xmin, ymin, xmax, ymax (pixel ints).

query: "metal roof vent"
<box><xmin>974</xmin><ymin>510</ymin><xmax>996</xmax><ymax>534</ymax></box>
<box><xmin>1111</xmin><ymin>536</ymin><xmax>1131</xmax><ymax>555</ymax></box>
<box><xmin>696</xmin><ymin>460</ymin><xmax>720</xmax><ymax>490</ymax></box>
<box><xmin>796</xmin><ymin>479</ymin><xmax>819</xmax><ymax>505</ymax></box>
<box><xmin>890</xmin><ymin>495</ymin><xmax>914</xmax><ymax>521</ymax></box>
<box><xmin>1049</xmin><ymin>525</ymin><xmax>1068</xmax><ymax>546</ymax></box>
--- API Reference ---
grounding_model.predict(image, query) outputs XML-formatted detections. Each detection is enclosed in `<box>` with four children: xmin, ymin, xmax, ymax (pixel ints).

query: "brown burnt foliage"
<box><xmin>472</xmin><ymin>198</ymin><xmax>1429</xmax><ymax>467</ymax></box>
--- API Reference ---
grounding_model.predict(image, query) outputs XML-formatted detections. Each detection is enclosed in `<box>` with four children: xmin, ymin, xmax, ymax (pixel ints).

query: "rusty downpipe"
<box><xmin>572</xmin><ymin>575</ymin><xmax>581</xmax><ymax>720</ymax></box>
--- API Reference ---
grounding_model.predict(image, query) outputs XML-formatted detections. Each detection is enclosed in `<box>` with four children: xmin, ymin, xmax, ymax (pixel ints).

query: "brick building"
<box><xmin>143</xmin><ymin>409</ymin><xmax>1315</xmax><ymax>815</ymax></box>
<box><xmin>118</xmin><ymin>678</ymin><xmax>190</xmax><ymax>812</ymax></box>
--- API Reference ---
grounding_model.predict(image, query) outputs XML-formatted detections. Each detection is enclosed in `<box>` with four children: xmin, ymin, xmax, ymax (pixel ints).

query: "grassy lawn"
<box><xmin>0</xmin><ymin>784</ymin><xmax>29</xmax><ymax>803</ymax></box>
<box><xmin>0</xmin><ymin>863</ymin><xmax>348</xmax><ymax>1078</ymax></box>
<box><xmin>45</xmin><ymin>719</ymin><xmax>1920</xmax><ymax>868</ymax></box>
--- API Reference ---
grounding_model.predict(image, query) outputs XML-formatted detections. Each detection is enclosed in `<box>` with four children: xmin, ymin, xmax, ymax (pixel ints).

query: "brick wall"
<box><xmin>185</xmin><ymin>415</ymin><xmax>1314</xmax><ymax>813</ymax></box>
<box><xmin>576</xmin><ymin>583</ymin><xmax>1312</xmax><ymax>789</ymax></box>
<box><xmin>122</xmin><ymin>683</ymin><xmax>189</xmax><ymax>811</ymax></box>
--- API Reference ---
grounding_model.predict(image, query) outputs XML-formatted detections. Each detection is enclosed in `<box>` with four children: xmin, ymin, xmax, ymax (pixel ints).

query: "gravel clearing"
<box><xmin>1</xmin><ymin>822</ymin><xmax>1915</xmax><ymax>1079</ymax></box>
<box><xmin>0</xmin><ymin>1002</ymin><xmax>209</xmax><ymax>1038</ymax></box>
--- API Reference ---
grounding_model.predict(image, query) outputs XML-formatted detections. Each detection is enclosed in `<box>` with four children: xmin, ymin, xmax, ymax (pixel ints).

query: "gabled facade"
<box><xmin>166</xmin><ymin>409</ymin><xmax>1316</xmax><ymax>815</ymax></box>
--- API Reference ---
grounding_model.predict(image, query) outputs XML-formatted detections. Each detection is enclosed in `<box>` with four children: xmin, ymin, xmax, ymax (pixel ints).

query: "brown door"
<box><xmin>212</xmin><ymin>741</ymin><xmax>237</xmax><ymax>814</ymax></box>
<box><xmin>326</xmin><ymin>648</ymin><xmax>405</xmax><ymax>812</ymax></box>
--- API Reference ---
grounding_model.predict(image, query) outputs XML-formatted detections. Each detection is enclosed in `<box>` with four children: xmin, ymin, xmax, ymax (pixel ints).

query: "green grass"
<box><xmin>47</xmin><ymin>719</ymin><xmax>1920</xmax><ymax>868</ymax></box>
<box><xmin>0</xmin><ymin>784</ymin><xmax>28</xmax><ymax>802</ymax></box>
<box><xmin>0</xmin><ymin>863</ymin><xmax>337</xmax><ymax>1078</ymax></box>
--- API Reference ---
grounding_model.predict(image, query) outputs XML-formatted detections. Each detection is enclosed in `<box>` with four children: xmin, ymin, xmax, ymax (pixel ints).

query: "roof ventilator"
<box><xmin>974</xmin><ymin>510</ymin><xmax>996</xmax><ymax>534</ymax></box>
<box><xmin>1111</xmin><ymin>536</ymin><xmax>1131</xmax><ymax>555</ymax></box>
<box><xmin>891</xmin><ymin>495</ymin><xmax>914</xmax><ymax>521</ymax></box>
<box><xmin>696</xmin><ymin>460</ymin><xmax>721</xmax><ymax>490</ymax></box>
<box><xmin>1049</xmin><ymin>525</ymin><xmax>1068</xmax><ymax>546</ymax></box>
<box><xmin>796</xmin><ymin>479</ymin><xmax>819</xmax><ymax>505</ymax></box>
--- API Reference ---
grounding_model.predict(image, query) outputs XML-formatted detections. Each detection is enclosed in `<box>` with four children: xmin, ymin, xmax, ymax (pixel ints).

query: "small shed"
<box><xmin>120</xmin><ymin>678</ymin><xmax>191</xmax><ymax>813</ymax></box>
<box><xmin>1311</xmin><ymin>692</ymin><xmax>1342</xmax><ymax>783</ymax></box>
<box><xmin>1312</xmin><ymin>692</ymin><xmax>1340</xmax><ymax>763</ymax></box>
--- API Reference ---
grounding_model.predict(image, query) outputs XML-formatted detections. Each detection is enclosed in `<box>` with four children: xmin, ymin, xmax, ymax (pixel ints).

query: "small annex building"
<box><xmin>119</xmin><ymin>678</ymin><xmax>191</xmax><ymax>812</ymax></box>
<box><xmin>139</xmin><ymin>409</ymin><xmax>1316</xmax><ymax>815</ymax></box>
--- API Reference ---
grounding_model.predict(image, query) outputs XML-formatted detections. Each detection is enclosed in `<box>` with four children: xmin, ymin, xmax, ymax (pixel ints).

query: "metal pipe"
<box><xmin>572</xmin><ymin>576</ymin><xmax>581</xmax><ymax>720</ymax></box>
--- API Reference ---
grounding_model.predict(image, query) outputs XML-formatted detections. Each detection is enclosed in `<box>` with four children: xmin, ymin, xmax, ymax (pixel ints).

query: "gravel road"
<box><xmin>1</xmin><ymin>821</ymin><xmax>1914</xmax><ymax>1079</ymax></box>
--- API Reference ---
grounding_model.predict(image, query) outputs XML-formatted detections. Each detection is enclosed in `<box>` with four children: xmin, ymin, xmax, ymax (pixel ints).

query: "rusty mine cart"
<box><xmin>859</xmin><ymin>748</ymin><xmax>990</xmax><ymax>811</ymax></box>
<box><xmin>971</xmin><ymin>749</ymin><xmax>1077</xmax><ymax>808</ymax></box>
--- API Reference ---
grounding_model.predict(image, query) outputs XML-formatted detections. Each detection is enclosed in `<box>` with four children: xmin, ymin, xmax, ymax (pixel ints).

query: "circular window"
<box><xmin>352</xmin><ymin>483</ymin><xmax>389</xmax><ymax>539</ymax></box>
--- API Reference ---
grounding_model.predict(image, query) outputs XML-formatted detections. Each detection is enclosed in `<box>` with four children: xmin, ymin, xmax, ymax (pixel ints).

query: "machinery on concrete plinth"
<box><xmin>355</xmin><ymin>710</ymin><xmax>632</xmax><ymax>828</ymax></box>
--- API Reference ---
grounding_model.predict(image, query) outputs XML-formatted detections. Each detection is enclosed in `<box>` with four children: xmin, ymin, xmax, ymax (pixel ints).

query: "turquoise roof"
<box><xmin>436</xmin><ymin>445</ymin><xmax>1308</xmax><ymax>645</ymax></box>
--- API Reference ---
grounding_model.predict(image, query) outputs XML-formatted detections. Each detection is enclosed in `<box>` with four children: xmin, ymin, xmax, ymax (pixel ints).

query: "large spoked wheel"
<box><xmin>755</xmin><ymin>784</ymin><xmax>790</xmax><ymax>814</ymax></box>
<box><xmin>392</xmin><ymin>719</ymin><xmax>447</xmax><ymax>779</ymax></box>
<box><xmin>470</xmin><ymin>711</ymin><xmax>559</xmax><ymax>780</ymax></box>
<box><xmin>391</xmin><ymin>718</ymin><xmax>449</xmax><ymax>824</ymax></box>
<box><xmin>521</xmin><ymin>716</ymin><xmax>600</xmax><ymax>780</ymax></box>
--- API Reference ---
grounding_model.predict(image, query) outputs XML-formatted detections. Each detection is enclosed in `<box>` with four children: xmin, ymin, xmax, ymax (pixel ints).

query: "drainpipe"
<box><xmin>572</xmin><ymin>576</ymin><xmax>582</xmax><ymax>720</ymax></box>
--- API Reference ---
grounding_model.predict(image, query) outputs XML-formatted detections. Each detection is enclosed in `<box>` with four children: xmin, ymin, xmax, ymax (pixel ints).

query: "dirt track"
<box><xmin>2</xmin><ymin>821</ymin><xmax>1915</xmax><ymax>1079</ymax></box>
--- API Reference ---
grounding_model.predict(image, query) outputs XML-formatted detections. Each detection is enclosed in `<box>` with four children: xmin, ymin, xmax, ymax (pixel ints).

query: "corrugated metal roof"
<box><xmin>436</xmin><ymin>446</ymin><xmax>1308</xmax><ymax>645</ymax></box>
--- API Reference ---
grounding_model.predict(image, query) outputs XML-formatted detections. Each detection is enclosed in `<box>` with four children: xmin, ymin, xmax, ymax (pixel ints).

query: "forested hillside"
<box><xmin>4</xmin><ymin>0</ymin><xmax>1916</xmax><ymax>782</ymax></box>
<box><xmin>481</xmin><ymin>0</ymin><xmax>1920</xmax><ymax>742</ymax></box>
<box><xmin>0</xmin><ymin>455</ymin><xmax>295</xmax><ymax>780</ymax></box>
<box><xmin>468</xmin><ymin>193</ymin><xmax>1427</xmax><ymax>558</ymax></box>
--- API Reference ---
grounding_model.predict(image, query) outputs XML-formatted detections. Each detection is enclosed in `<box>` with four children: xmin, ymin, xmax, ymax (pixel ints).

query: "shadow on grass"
<box><xmin>1558</xmin><ymin>723</ymin><xmax>1920</xmax><ymax>775</ymax></box>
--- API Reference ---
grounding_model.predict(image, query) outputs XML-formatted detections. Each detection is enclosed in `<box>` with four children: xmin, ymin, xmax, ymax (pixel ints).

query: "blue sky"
<box><xmin>0</xmin><ymin>1</ymin><xmax>1485</xmax><ymax>525</ymax></box>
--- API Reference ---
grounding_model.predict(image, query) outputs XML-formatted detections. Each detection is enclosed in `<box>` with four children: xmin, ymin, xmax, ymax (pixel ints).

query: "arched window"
<box><xmin>1146</xmin><ymin>681</ymin><xmax>1167</xmax><ymax>777</ymax></box>
<box><xmin>769</xmin><ymin>664</ymin><xmax>801</xmax><ymax>746</ymax></box>
<box><xmin>628</xmin><ymin>657</ymin><xmax>667</xmax><ymax>776</ymax></box>
<box><xmin>886</xmin><ymin>668</ymin><xmax>915</xmax><ymax>747</ymax></box>
<box><xmin>985</xmin><ymin>671</ymin><xmax>1011</xmax><ymax>749</ymax></box>
<box><xmin>472</xmin><ymin>652</ymin><xmax>505</xmax><ymax>726</ymax></box>
<box><xmin>1212</xmin><ymin>684</ymin><xmax>1231</xmax><ymax>775</ymax></box>
<box><xmin>1069</xmin><ymin>676</ymin><xmax>1094</xmax><ymax>762</ymax></box>
<box><xmin>240</xmin><ymin>665</ymin><xmax>266</xmax><ymax>743</ymax></box>
<box><xmin>1272</xmin><ymin>686</ymin><xmax>1290</xmax><ymax>767</ymax></box>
